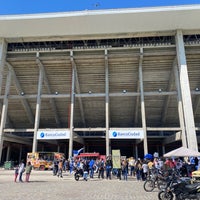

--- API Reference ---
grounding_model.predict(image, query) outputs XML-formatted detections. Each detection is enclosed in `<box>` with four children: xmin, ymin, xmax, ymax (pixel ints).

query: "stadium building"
<box><xmin>0</xmin><ymin>4</ymin><xmax>200</xmax><ymax>162</ymax></box>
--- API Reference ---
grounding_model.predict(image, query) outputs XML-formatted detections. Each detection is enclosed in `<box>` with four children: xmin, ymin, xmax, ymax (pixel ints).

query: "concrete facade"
<box><xmin>0</xmin><ymin>5</ymin><xmax>200</xmax><ymax>162</ymax></box>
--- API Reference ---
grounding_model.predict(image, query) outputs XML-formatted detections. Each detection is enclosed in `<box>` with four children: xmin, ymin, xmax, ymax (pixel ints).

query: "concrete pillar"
<box><xmin>0</xmin><ymin>38</ymin><xmax>7</xmax><ymax>95</ymax></box>
<box><xmin>0</xmin><ymin>71</ymin><xmax>12</xmax><ymax>162</ymax></box>
<box><xmin>135</xmin><ymin>145</ymin><xmax>138</xmax><ymax>160</ymax></box>
<box><xmin>139</xmin><ymin>48</ymin><xmax>148</xmax><ymax>155</ymax></box>
<box><xmin>175</xmin><ymin>30</ymin><xmax>198</xmax><ymax>151</ymax></box>
<box><xmin>162</xmin><ymin>144</ymin><xmax>165</xmax><ymax>156</ymax></box>
<box><xmin>105</xmin><ymin>49</ymin><xmax>110</xmax><ymax>156</ymax></box>
<box><xmin>6</xmin><ymin>145</ymin><xmax>11</xmax><ymax>161</ymax></box>
<box><xmin>173</xmin><ymin>61</ymin><xmax>187</xmax><ymax>147</ymax></box>
<box><xmin>0</xmin><ymin>39</ymin><xmax>7</xmax><ymax>162</ymax></box>
<box><xmin>32</xmin><ymin>55</ymin><xmax>44</xmax><ymax>152</ymax></box>
<box><xmin>57</xmin><ymin>145</ymin><xmax>60</xmax><ymax>153</ymax></box>
<box><xmin>19</xmin><ymin>145</ymin><xmax>22</xmax><ymax>163</ymax></box>
<box><xmin>68</xmin><ymin>51</ymin><xmax>75</xmax><ymax>159</ymax></box>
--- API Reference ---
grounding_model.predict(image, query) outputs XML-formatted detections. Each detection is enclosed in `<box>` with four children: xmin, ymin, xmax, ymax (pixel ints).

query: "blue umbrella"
<box><xmin>144</xmin><ymin>154</ymin><xmax>153</xmax><ymax>160</ymax></box>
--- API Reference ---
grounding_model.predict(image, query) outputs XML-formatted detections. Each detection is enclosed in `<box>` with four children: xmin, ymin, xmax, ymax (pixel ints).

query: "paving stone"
<box><xmin>0</xmin><ymin>169</ymin><xmax>159</xmax><ymax>200</ymax></box>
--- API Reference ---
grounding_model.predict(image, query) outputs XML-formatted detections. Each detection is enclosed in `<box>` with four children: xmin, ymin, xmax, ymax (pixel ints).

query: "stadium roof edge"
<box><xmin>0</xmin><ymin>4</ymin><xmax>200</xmax><ymax>40</ymax></box>
<box><xmin>0</xmin><ymin>4</ymin><xmax>200</xmax><ymax>19</ymax></box>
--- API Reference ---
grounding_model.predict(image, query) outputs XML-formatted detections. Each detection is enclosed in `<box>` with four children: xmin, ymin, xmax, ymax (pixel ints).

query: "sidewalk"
<box><xmin>0</xmin><ymin>169</ymin><xmax>159</xmax><ymax>200</ymax></box>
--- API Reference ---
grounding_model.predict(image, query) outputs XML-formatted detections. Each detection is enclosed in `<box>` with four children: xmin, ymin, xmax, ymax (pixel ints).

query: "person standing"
<box><xmin>18</xmin><ymin>160</ymin><xmax>25</xmax><ymax>182</ymax></box>
<box><xmin>89</xmin><ymin>159</ymin><xmax>95</xmax><ymax>178</ymax></box>
<box><xmin>14</xmin><ymin>165</ymin><xmax>19</xmax><ymax>182</ymax></box>
<box><xmin>105</xmin><ymin>156</ymin><xmax>112</xmax><ymax>180</ymax></box>
<box><xmin>83</xmin><ymin>160</ymin><xmax>89</xmax><ymax>181</ymax></box>
<box><xmin>25</xmin><ymin>161</ymin><xmax>33</xmax><ymax>182</ymax></box>
<box><xmin>53</xmin><ymin>159</ymin><xmax>58</xmax><ymax>176</ymax></box>
<box><xmin>142</xmin><ymin>160</ymin><xmax>149</xmax><ymax>181</ymax></box>
<box><xmin>135</xmin><ymin>159</ymin><xmax>143</xmax><ymax>181</ymax></box>
<box><xmin>57</xmin><ymin>159</ymin><xmax>63</xmax><ymax>178</ymax></box>
<box><xmin>129</xmin><ymin>157</ymin><xmax>136</xmax><ymax>177</ymax></box>
<box><xmin>122</xmin><ymin>159</ymin><xmax>128</xmax><ymax>181</ymax></box>
<box><xmin>98</xmin><ymin>158</ymin><xmax>105</xmax><ymax>179</ymax></box>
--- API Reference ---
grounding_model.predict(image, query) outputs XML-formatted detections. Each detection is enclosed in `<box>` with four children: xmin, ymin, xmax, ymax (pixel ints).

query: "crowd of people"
<box><xmin>14</xmin><ymin>155</ymin><xmax>199</xmax><ymax>182</ymax></box>
<box><xmin>52</xmin><ymin>155</ymin><xmax>199</xmax><ymax>181</ymax></box>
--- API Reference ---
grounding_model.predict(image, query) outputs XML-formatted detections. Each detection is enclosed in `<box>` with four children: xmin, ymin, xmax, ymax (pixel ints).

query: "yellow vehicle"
<box><xmin>27</xmin><ymin>152</ymin><xmax>65</xmax><ymax>170</ymax></box>
<box><xmin>192</xmin><ymin>170</ymin><xmax>200</xmax><ymax>182</ymax></box>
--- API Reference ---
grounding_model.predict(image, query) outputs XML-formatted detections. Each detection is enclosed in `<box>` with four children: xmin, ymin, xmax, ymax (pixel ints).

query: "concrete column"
<box><xmin>57</xmin><ymin>145</ymin><xmax>60</xmax><ymax>153</ymax></box>
<box><xmin>64</xmin><ymin>145</ymin><xmax>67</xmax><ymax>156</ymax></box>
<box><xmin>139</xmin><ymin>48</ymin><xmax>148</xmax><ymax>155</ymax></box>
<box><xmin>0</xmin><ymin>38</ymin><xmax>7</xmax><ymax>95</ymax></box>
<box><xmin>0</xmin><ymin>39</ymin><xmax>7</xmax><ymax>162</ymax></box>
<box><xmin>32</xmin><ymin>55</ymin><xmax>44</xmax><ymax>152</ymax></box>
<box><xmin>6</xmin><ymin>145</ymin><xmax>11</xmax><ymax>161</ymax></box>
<box><xmin>132</xmin><ymin>143</ymin><xmax>135</xmax><ymax>157</ymax></box>
<box><xmin>175</xmin><ymin>30</ymin><xmax>198</xmax><ymax>151</ymax></box>
<box><xmin>162</xmin><ymin>144</ymin><xmax>165</xmax><ymax>155</ymax></box>
<box><xmin>19</xmin><ymin>145</ymin><xmax>22</xmax><ymax>163</ymax></box>
<box><xmin>135</xmin><ymin>145</ymin><xmax>138</xmax><ymax>160</ymax></box>
<box><xmin>68</xmin><ymin>51</ymin><xmax>75</xmax><ymax>159</ymax></box>
<box><xmin>0</xmin><ymin>70</ymin><xmax>12</xmax><ymax>162</ymax></box>
<box><xmin>173</xmin><ymin>61</ymin><xmax>187</xmax><ymax>147</ymax></box>
<box><xmin>105</xmin><ymin>49</ymin><xmax>110</xmax><ymax>156</ymax></box>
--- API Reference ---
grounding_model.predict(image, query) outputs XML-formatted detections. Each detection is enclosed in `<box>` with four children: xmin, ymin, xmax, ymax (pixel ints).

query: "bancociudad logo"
<box><xmin>40</xmin><ymin>132</ymin><xmax>45</xmax><ymax>138</ymax></box>
<box><xmin>112</xmin><ymin>131</ymin><xmax>117</xmax><ymax>137</ymax></box>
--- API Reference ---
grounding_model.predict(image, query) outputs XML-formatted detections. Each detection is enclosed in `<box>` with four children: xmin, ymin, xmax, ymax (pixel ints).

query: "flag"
<box><xmin>73</xmin><ymin>147</ymin><xmax>84</xmax><ymax>157</ymax></box>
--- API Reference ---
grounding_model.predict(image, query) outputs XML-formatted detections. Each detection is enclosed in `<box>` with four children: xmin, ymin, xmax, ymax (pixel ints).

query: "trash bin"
<box><xmin>4</xmin><ymin>161</ymin><xmax>14</xmax><ymax>170</ymax></box>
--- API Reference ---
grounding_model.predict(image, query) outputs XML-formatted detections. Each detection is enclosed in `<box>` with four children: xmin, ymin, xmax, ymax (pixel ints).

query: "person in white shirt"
<box><xmin>142</xmin><ymin>160</ymin><xmax>149</xmax><ymax>180</ymax></box>
<box><xmin>18</xmin><ymin>160</ymin><xmax>25</xmax><ymax>182</ymax></box>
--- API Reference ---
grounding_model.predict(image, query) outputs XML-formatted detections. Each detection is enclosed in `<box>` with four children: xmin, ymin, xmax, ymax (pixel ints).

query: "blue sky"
<box><xmin>0</xmin><ymin>0</ymin><xmax>200</xmax><ymax>15</ymax></box>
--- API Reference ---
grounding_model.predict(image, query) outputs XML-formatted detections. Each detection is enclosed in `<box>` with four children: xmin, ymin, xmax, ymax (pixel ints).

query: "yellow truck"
<box><xmin>27</xmin><ymin>152</ymin><xmax>65</xmax><ymax>170</ymax></box>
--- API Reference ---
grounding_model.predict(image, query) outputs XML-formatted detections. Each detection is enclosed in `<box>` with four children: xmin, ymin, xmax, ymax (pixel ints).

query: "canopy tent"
<box><xmin>163</xmin><ymin>146</ymin><xmax>200</xmax><ymax>157</ymax></box>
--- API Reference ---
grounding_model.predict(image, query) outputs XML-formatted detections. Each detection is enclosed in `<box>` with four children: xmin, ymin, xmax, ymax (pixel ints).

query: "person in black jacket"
<box><xmin>105</xmin><ymin>156</ymin><xmax>112</xmax><ymax>180</ymax></box>
<box><xmin>98</xmin><ymin>158</ymin><xmax>105</xmax><ymax>179</ymax></box>
<box><xmin>82</xmin><ymin>160</ymin><xmax>89</xmax><ymax>181</ymax></box>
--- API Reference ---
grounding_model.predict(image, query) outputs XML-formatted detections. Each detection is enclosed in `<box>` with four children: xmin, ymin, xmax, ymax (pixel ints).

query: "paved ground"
<box><xmin>0</xmin><ymin>169</ymin><xmax>159</xmax><ymax>200</ymax></box>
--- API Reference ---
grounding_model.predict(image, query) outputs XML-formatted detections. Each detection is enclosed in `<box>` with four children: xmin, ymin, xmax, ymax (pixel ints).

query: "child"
<box><xmin>25</xmin><ymin>161</ymin><xmax>32</xmax><ymax>182</ymax></box>
<box><xmin>14</xmin><ymin>165</ymin><xmax>19</xmax><ymax>182</ymax></box>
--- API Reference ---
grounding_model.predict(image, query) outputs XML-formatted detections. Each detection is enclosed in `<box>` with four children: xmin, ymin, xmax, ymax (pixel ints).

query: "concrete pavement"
<box><xmin>0</xmin><ymin>169</ymin><xmax>159</xmax><ymax>200</ymax></box>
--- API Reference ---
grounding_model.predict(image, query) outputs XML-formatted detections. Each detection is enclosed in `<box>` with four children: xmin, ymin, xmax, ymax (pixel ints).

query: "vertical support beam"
<box><xmin>105</xmin><ymin>49</ymin><xmax>110</xmax><ymax>156</ymax></box>
<box><xmin>68</xmin><ymin>51</ymin><xmax>75</xmax><ymax>159</ymax></box>
<box><xmin>0</xmin><ymin>70</ymin><xmax>11</xmax><ymax>161</ymax></box>
<box><xmin>173</xmin><ymin>60</ymin><xmax>187</xmax><ymax>147</ymax></box>
<box><xmin>57</xmin><ymin>145</ymin><xmax>60</xmax><ymax>153</ymax></box>
<box><xmin>32</xmin><ymin>57</ymin><xmax>44</xmax><ymax>152</ymax></box>
<box><xmin>162</xmin><ymin>144</ymin><xmax>165</xmax><ymax>155</ymax></box>
<box><xmin>6</xmin><ymin>144</ymin><xmax>10</xmax><ymax>161</ymax></box>
<box><xmin>0</xmin><ymin>39</ymin><xmax>7</xmax><ymax>162</ymax></box>
<box><xmin>0</xmin><ymin>38</ymin><xmax>7</xmax><ymax>95</ymax></box>
<box><xmin>139</xmin><ymin>48</ymin><xmax>148</xmax><ymax>155</ymax></box>
<box><xmin>175</xmin><ymin>30</ymin><xmax>198</xmax><ymax>151</ymax></box>
<box><xmin>19</xmin><ymin>145</ymin><xmax>22</xmax><ymax>163</ymax></box>
<box><xmin>135</xmin><ymin>145</ymin><xmax>138</xmax><ymax>160</ymax></box>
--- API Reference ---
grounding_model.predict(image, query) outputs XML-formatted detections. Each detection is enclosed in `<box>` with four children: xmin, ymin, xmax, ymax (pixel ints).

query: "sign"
<box><xmin>109</xmin><ymin>129</ymin><xmax>144</xmax><ymax>139</ymax></box>
<box><xmin>112</xmin><ymin>149</ymin><xmax>121</xmax><ymax>169</ymax></box>
<box><xmin>37</xmin><ymin>130</ymin><xmax>70</xmax><ymax>140</ymax></box>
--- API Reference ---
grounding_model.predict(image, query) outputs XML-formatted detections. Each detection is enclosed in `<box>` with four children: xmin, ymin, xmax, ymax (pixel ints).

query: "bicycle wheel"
<box><xmin>158</xmin><ymin>191</ymin><xmax>173</xmax><ymax>200</ymax></box>
<box><xmin>143</xmin><ymin>180</ymin><xmax>155</xmax><ymax>192</ymax></box>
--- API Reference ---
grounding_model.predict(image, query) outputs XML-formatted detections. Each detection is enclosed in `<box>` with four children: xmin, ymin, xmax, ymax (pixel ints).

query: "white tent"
<box><xmin>163</xmin><ymin>146</ymin><xmax>200</xmax><ymax>157</ymax></box>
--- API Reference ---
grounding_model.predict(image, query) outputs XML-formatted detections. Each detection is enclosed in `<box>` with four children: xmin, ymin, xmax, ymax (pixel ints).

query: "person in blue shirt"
<box><xmin>89</xmin><ymin>159</ymin><xmax>95</xmax><ymax>178</ymax></box>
